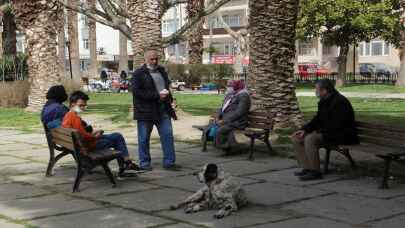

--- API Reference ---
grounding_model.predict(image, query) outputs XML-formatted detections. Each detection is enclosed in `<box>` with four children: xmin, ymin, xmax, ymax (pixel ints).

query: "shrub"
<box><xmin>0</xmin><ymin>80</ymin><xmax>29</xmax><ymax>107</ymax></box>
<box><xmin>0</xmin><ymin>54</ymin><xmax>28</xmax><ymax>81</ymax></box>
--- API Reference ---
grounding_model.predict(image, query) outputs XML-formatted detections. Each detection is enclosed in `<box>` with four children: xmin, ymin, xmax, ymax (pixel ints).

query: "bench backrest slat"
<box><xmin>356</xmin><ymin>121</ymin><xmax>405</xmax><ymax>147</ymax></box>
<box><xmin>358</xmin><ymin>134</ymin><xmax>403</xmax><ymax>148</ymax></box>
<box><xmin>50</xmin><ymin>128</ymin><xmax>77</xmax><ymax>151</ymax></box>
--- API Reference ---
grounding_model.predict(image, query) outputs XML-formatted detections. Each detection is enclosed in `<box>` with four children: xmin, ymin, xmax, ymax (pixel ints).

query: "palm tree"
<box><xmin>127</xmin><ymin>0</ymin><xmax>163</xmax><ymax>66</ymax></box>
<box><xmin>396</xmin><ymin>0</ymin><xmax>405</xmax><ymax>87</ymax></box>
<box><xmin>88</xmin><ymin>0</ymin><xmax>98</xmax><ymax>78</ymax></box>
<box><xmin>248</xmin><ymin>0</ymin><xmax>303</xmax><ymax>127</ymax></box>
<box><xmin>118</xmin><ymin>0</ymin><xmax>128</xmax><ymax>73</ymax></box>
<box><xmin>11</xmin><ymin>0</ymin><xmax>62</xmax><ymax>111</ymax></box>
<box><xmin>67</xmin><ymin>0</ymin><xmax>81</xmax><ymax>84</ymax></box>
<box><xmin>186</xmin><ymin>0</ymin><xmax>204</xmax><ymax>64</ymax></box>
<box><xmin>57</xmin><ymin>4</ymin><xmax>66</xmax><ymax>78</ymax></box>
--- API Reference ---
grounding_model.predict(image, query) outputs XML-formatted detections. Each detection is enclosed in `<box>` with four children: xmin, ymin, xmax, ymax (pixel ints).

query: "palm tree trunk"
<box><xmin>336</xmin><ymin>44</ymin><xmax>349</xmax><ymax>87</ymax></box>
<box><xmin>186</xmin><ymin>0</ymin><xmax>204</xmax><ymax>64</ymax></box>
<box><xmin>127</xmin><ymin>0</ymin><xmax>163</xmax><ymax>66</ymax></box>
<box><xmin>396</xmin><ymin>0</ymin><xmax>405</xmax><ymax>87</ymax></box>
<box><xmin>57</xmin><ymin>6</ymin><xmax>66</xmax><ymax>78</ymax></box>
<box><xmin>248</xmin><ymin>0</ymin><xmax>303</xmax><ymax>127</ymax></box>
<box><xmin>12</xmin><ymin>0</ymin><xmax>62</xmax><ymax>111</ymax></box>
<box><xmin>67</xmin><ymin>0</ymin><xmax>82</xmax><ymax>84</ymax></box>
<box><xmin>88</xmin><ymin>0</ymin><xmax>98</xmax><ymax>79</ymax></box>
<box><xmin>118</xmin><ymin>0</ymin><xmax>128</xmax><ymax>73</ymax></box>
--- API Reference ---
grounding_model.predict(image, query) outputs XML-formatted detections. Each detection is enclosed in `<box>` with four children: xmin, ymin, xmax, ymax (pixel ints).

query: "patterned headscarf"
<box><xmin>232</xmin><ymin>80</ymin><xmax>246</xmax><ymax>93</ymax></box>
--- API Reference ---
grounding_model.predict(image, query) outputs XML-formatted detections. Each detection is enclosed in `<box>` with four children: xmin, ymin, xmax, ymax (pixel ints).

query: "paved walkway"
<box><xmin>1</xmin><ymin>129</ymin><xmax>405</xmax><ymax>228</ymax></box>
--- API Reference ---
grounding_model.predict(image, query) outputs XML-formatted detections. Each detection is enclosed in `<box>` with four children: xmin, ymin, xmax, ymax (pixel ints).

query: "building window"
<box><xmin>298</xmin><ymin>40</ymin><xmax>314</xmax><ymax>56</ymax></box>
<box><xmin>359</xmin><ymin>40</ymin><xmax>390</xmax><ymax>57</ymax></box>
<box><xmin>210</xmin><ymin>14</ymin><xmax>242</xmax><ymax>28</ymax></box>
<box><xmin>322</xmin><ymin>45</ymin><xmax>333</xmax><ymax>55</ymax></box>
<box><xmin>83</xmin><ymin>39</ymin><xmax>89</xmax><ymax>50</ymax></box>
<box><xmin>212</xmin><ymin>41</ymin><xmax>236</xmax><ymax>55</ymax></box>
<box><xmin>162</xmin><ymin>19</ymin><xmax>179</xmax><ymax>34</ymax></box>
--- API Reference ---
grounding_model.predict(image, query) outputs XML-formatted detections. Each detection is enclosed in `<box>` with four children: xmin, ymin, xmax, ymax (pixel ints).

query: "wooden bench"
<box><xmin>323</xmin><ymin>121</ymin><xmax>405</xmax><ymax>189</ymax></box>
<box><xmin>46</xmin><ymin>127</ymin><xmax>120</xmax><ymax>192</ymax></box>
<box><xmin>193</xmin><ymin>111</ymin><xmax>275</xmax><ymax>160</ymax></box>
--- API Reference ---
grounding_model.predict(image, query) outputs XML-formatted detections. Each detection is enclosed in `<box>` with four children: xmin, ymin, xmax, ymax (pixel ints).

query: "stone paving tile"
<box><xmin>160</xmin><ymin>223</ymin><xmax>199</xmax><ymax>228</ymax></box>
<box><xmin>245</xmin><ymin>182</ymin><xmax>332</xmax><ymax>206</ymax></box>
<box><xmin>0</xmin><ymin>155</ymin><xmax>29</xmax><ymax>165</ymax></box>
<box><xmin>150</xmin><ymin>174</ymin><xmax>261</xmax><ymax>192</ymax></box>
<box><xmin>53</xmin><ymin>179</ymin><xmax>161</xmax><ymax>196</ymax></box>
<box><xmin>0</xmin><ymin>143</ymin><xmax>45</xmax><ymax>154</ymax></box>
<box><xmin>246</xmin><ymin>168</ymin><xmax>346</xmax><ymax>187</ymax></box>
<box><xmin>217</xmin><ymin>160</ymin><xmax>295</xmax><ymax>177</ymax></box>
<box><xmin>0</xmin><ymin>148</ymin><xmax>52</xmax><ymax>162</ymax></box>
<box><xmin>29</xmin><ymin>207</ymin><xmax>172</xmax><ymax>228</ymax></box>
<box><xmin>0</xmin><ymin>194</ymin><xmax>102</xmax><ymax>220</ymax></box>
<box><xmin>0</xmin><ymin>133</ymin><xmax>47</xmax><ymax>145</ymax></box>
<box><xmin>101</xmin><ymin>188</ymin><xmax>191</xmax><ymax>212</ymax></box>
<box><xmin>312</xmin><ymin>178</ymin><xmax>405</xmax><ymax>199</ymax></box>
<box><xmin>176</xmin><ymin>153</ymin><xmax>245</xmax><ymax>170</ymax></box>
<box><xmin>283</xmin><ymin>193</ymin><xmax>405</xmax><ymax>224</ymax></box>
<box><xmin>7</xmin><ymin>168</ymin><xmax>105</xmax><ymax>186</ymax></box>
<box><xmin>0</xmin><ymin>183</ymin><xmax>51</xmax><ymax>201</ymax></box>
<box><xmin>0</xmin><ymin>219</ymin><xmax>25</xmax><ymax>228</ymax></box>
<box><xmin>134</xmin><ymin>167</ymin><xmax>194</xmax><ymax>182</ymax></box>
<box><xmin>251</xmin><ymin>217</ymin><xmax>353</xmax><ymax>228</ymax></box>
<box><xmin>367</xmin><ymin>214</ymin><xmax>405</xmax><ymax>228</ymax></box>
<box><xmin>0</xmin><ymin>162</ymin><xmax>46</xmax><ymax>175</ymax></box>
<box><xmin>159</xmin><ymin>205</ymin><xmax>293</xmax><ymax>228</ymax></box>
<box><xmin>0</xmin><ymin>130</ymin><xmax>23</xmax><ymax>137</ymax></box>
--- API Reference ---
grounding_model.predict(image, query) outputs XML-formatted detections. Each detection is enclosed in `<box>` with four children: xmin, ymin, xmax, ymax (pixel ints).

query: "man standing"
<box><xmin>131</xmin><ymin>50</ymin><xmax>178</xmax><ymax>171</ymax></box>
<box><xmin>291</xmin><ymin>79</ymin><xmax>359</xmax><ymax>181</ymax></box>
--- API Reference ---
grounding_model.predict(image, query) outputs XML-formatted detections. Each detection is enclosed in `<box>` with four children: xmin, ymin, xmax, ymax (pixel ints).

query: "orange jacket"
<box><xmin>62</xmin><ymin>111</ymin><xmax>97</xmax><ymax>150</ymax></box>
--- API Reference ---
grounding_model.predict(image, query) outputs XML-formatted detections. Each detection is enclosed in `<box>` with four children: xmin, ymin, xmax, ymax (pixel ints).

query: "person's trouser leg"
<box><xmin>156</xmin><ymin>116</ymin><xmax>176</xmax><ymax>167</ymax></box>
<box><xmin>303</xmin><ymin>133</ymin><xmax>323</xmax><ymax>171</ymax></box>
<box><xmin>292</xmin><ymin>135</ymin><xmax>310</xmax><ymax>169</ymax></box>
<box><xmin>137</xmin><ymin>120</ymin><xmax>154</xmax><ymax>168</ymax></box>
<box><xmin>96</xmin><ymin>133</ymin><xmax>127</xmax><ymax>168</ymax></box>
<box><xmin>215</xmin><ymin>125</ymin><xmax>233</xmax><ymax>149</ymax></box>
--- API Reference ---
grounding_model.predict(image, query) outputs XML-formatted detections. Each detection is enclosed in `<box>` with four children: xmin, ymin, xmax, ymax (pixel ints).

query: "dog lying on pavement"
<box><xmin>170</xmin><ymin>163</ymin><xmax>248</xmax><ymax>219</ymax></box>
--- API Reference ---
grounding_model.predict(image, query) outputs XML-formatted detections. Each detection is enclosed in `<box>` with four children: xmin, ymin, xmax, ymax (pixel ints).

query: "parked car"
<box><xmin>298</xmin><ymin>64</ymin><xmax>331</xmax><ymax>78</ymax></box>
<box><xmin>360</xmin><ymin>63</ymin><xmax>397</xmax><ymax>77</ymax></box>
<box><xmin>171</xmin><ymin>80</ymin><xmax>186</xmax><ymax>91</ymax></box>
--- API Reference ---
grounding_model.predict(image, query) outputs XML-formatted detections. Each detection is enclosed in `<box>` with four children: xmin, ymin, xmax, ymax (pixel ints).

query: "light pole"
<box><xmin>66</xmin><ymin>40</ymin><xmax>73</xmax><ymax>79</ymax></box>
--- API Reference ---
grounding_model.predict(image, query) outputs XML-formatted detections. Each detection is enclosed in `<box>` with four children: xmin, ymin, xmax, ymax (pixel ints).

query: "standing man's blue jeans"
<box><xmin>95</xmin><ymin>133</ymin><xmax>129</xmax><ymax>168</ymax></box>
<box><xmin>137</xmin><ymin>116</ymin><xmax>176</xmax><ymax>168</ymax></box>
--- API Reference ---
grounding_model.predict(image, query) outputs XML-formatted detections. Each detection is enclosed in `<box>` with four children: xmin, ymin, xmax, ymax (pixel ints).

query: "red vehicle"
<box><xmin>298</xmin><ymin>64</ymin><xmax>330</xmax><ymax>78</ymax></box>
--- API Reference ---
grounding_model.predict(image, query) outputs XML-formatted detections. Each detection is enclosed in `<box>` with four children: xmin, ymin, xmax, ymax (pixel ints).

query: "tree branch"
<box><xmin>163</xmin><ymin>0</ymin><xmax>232</xmax><ymax>45</ymax></box>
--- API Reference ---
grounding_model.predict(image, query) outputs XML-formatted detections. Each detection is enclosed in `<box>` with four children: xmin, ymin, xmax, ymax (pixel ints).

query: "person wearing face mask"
<box><xmin>214</xmin><ymin>80</ymin><xmax>251</xmax><ymax>151</ymax></box>
<box><xmin>291</xmin><ymin>79</ymin><xmax>359</xmax><ymax>181</ymax></box>
<box><xmin>62</xmin><ymin>91</ymin><xmax>141</xmax><ymax>178</ymax></box>
<box><xmin>130</xmin><ymin>50</ymin><xmax>178</xmax><ymax>171</ymax></box>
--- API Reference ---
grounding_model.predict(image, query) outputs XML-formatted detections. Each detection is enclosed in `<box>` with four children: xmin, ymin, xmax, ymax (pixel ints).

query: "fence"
<box><xmin>293</xmin><ymin>73</ymin><xmax>398</xmax><ymax>84</ymax></box>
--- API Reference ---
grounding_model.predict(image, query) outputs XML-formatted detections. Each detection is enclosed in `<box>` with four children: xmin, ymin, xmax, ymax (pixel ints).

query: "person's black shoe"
<box><xmin>118</xmin><ymin>168</ymin><xmax>138</xmax><ymax>178</ymax></box>
<box><xmin>124</xmin><ymin>161</ymin><xmax>141</xmax><ymax>172</ymax></box>
<box><xmin>294</xmin><ymin>169</ymin><xmax>309</xmax><ymax>177</ymax></box>
<box><xmin>299</xmin><ymin>170</ymin><xmax>323</xmax><ymax>181</ymax></box>
<box><xmin>163</xmin><ymin>164</ymin><xmax>182</xmax><ymax>171</ymax></box>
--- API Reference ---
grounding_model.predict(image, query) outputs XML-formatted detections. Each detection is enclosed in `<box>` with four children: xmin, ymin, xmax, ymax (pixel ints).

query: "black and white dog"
<box><xmin>171</xmin><ymin>163</ymin><xmax>248</xmax><ymax>219</ymax></box>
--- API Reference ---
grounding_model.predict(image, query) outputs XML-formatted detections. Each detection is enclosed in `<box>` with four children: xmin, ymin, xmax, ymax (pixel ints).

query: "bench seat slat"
<box><xmin>357</xmin><ymin>122</ymin><xmax>405</xmax><ymax>133</ymax></box>
<box><xmin>358</xmin><ymin>128</ymin><xmax>405</xmax><ymax>143</ymax></box>
<box><xmin>358</xmin><ymin>135</ymin><xmax>404</xmax><ymax>148</ymax></box>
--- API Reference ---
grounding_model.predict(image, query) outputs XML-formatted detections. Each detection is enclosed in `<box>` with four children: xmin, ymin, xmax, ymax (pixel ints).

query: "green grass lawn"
<box><xmin>1</xmin><ymin>92</ymin><xmax>404</xmax><ymax>131</ymax></box>
<box><xmin>296</xmin><ymin>83</ymin><xmax>405</xmax><ymax>93</ymax></box>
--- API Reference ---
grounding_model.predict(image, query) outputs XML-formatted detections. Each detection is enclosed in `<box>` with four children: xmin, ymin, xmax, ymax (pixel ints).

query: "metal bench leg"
<box><xmin>73</xmin><ymin>168</ymin><xmax>85</xmax><ymax>193</ymax></box>
<box><xmin>102</xmin><ymin>163</ymin><xmax>117</xmax><ymax>188</ymax></box>
<box><xmin>202</xmin><ymin>130</ymin><xmax>208</xmax><ymax>152</ymax></box>
<box><xmin>380</xmin><ymin>157</ymin><xmax>392</xmax><ymax>189</ymax></box>
<box><xmin>264</xmin><ymin>133</ymin><xmax>274</xmax><ymax>154</ymax></box>
<box><xmin>324</xmin><ymin>149</ymin><xmax>331</xmax><ymax>174</ymax></box>
<box><xmin>248</xmin><ymin>137</ymin><xmax>256</xmax><ymax>160</ymax></box>
<box><xmin>46</xmin><ymin>149</ymin><xmax>56</xmax><ymax>177</ymax></box>
<box><xmin>342</xmin><ymin>149</ymin><xmax>357</xmax><ymax>169</ymax></box>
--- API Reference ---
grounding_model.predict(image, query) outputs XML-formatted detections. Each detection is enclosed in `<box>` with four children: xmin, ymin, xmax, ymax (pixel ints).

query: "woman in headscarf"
<box><xmin>41</xmin><ymin>85</ymin><xmax>69</xmax><ymax>129</ymax></box>
<box><xmin>214</xmin><ymin>80</ymin><xmax>251</xmax><ymax>151</ymax></box>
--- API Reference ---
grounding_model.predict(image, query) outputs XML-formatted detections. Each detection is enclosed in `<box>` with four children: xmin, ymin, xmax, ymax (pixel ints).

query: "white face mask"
<box><xmin>226</xmin><ymin>87</ymin><xmax>234</xmax><ymax>95</ymax></box>
<box><xmin>147</xmin><ymin>64</ymin><xmax>158</xmax><ymax>71</ymax></box>
<box><xmin>73</xmin><ymin>105</ymin><xmax>82</xmax><ymax>113</ymax></box>
<box><xmin>315</xmin><ymin>90</ymin><xmax>321</xmax><ymax>99</ymax></box>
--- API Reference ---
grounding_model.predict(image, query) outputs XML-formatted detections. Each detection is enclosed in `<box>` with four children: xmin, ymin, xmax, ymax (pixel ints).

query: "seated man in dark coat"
<box><xmin>215</xmin><ymin>80</ymin><xmax>251</xmax><ymax>150</ymax></box>
<box><xmin>292</xmin><ymin>79</ymin><xmax>359</xmax><ymax>181</ymax></box>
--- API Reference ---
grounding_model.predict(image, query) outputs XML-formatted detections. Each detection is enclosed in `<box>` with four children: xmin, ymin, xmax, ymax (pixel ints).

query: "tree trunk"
<box><xmin>186</xmin><ymin>0</ymin><xmax>204</xmax><ymax>64</ymax></box>
<box><xmin>127</xmin><ymin>0</ymin><xmax>163</xmax><ymax>66</ymax></box>
<box><xmin>2</xmin><ymin>6</ymin><xmax>17</xmax><ymax>56</ymax></box>
<box><xmin>67</xmin><ymin>0</ymin><xmax>82</xmax><ymax>84</ymax></box>
<box><xmin>12</xmin><ymin>0</ymin><xmax>62</xmax><ymax>111</ymax></box>
<box><xmin>88</xmin><ymin>0</ymin><xmax>98</xmax><ymax>79</ymax></box>
<box><xmin>248</xmin><ymin>0</ymin><xmax>303</xmax><ymax>127</ymax></box>
<box><xmin>57</xmin><ymin>7</ymin><xmax>66</xmax><ymax>78</ymax></box>
<box><xmin>396</xmin><ymin>1</ymin><xmax>405</xmax><ymax>87</ymax></box>
<box><xmin>118</xmin><ymin>0</ymin><xmax>128</xmax><ymax>73</ymax></box>
<box><xmin>336</xmin><ymin>44</ymin><xmax>349</xmax><ymax>87</ymax></box>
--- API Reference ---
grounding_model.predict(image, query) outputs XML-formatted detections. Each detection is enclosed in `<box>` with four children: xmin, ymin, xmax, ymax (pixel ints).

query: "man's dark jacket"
<box><xmin>130</xmin><ymin>64</ymin><xmax>177</xmax><ymax>121</ymax></box>
<box><xmin>220</xmin><ymin>91</ymin><xmax>251</xmax><ymax>129</ymax></box>
<box><xmin>302</xmin><ymin>91</ymin><xmax>359</xmax><ymax>145</ymax></box>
